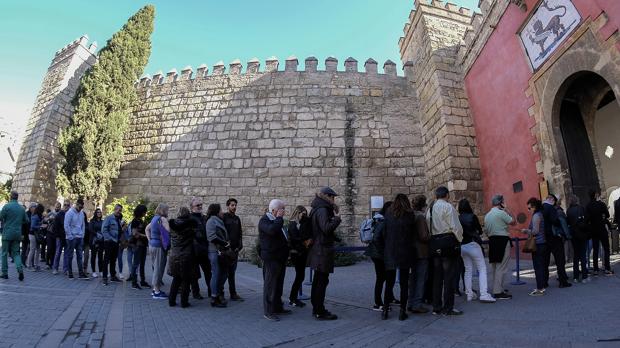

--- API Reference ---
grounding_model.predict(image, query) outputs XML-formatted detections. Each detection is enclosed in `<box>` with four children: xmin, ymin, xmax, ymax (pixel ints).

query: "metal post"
<box><xmin>510</xmin><ymin>238</ymin><xmax>526</xmax><ymax>285</ymax></box>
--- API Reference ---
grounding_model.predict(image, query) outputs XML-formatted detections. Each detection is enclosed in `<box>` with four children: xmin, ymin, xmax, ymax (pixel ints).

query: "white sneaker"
<box><xmin>466</xmin><ymin>292</ymin><xmax>478</xmax><ymax>302</ymax></box>
<box><xmin>92</xmin><ymin>272</ymin><xmax>98</xmax><ymax>278</ymax></box>
<box><xmin>52</xmin><ymin>270</ymin><xmax>58</xmax><ymax>275</ymax></box>
<box><xmin>479</xmin><ymin>293</ymin><xmax>496</xmax><ymax>303</ymax></box>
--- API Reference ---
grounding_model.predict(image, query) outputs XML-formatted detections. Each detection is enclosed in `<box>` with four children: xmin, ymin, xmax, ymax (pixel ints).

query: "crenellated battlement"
<box><xmin>137</xmin><ymin>57</ymin><xmax>409</xmax><ymax>89</ymax></box>
<box><xmin>457</xmin><ymin>0</ymin><xmax>513</xmax><ymax>75</ymax></box>
<box><xmin>399</xmin><ymin>0</ymin><xmax>474</xmax><ymax>61</ymax></box>
<box><xmin>52</xmin><ymin>35</ymin><xmax>97</xmax><ymax>67</ymax></box>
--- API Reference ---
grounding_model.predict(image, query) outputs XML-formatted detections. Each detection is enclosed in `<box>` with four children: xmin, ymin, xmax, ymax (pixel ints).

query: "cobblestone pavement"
<box><xmin>1</xmin><ymin>253</ymin><xmax>619</xmax><ymax>348</ymax></box>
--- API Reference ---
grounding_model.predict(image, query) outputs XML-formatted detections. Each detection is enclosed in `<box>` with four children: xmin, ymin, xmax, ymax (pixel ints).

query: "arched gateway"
<box><xmin>555</xmin><ymin>72</ymin><xmax>619</xmax><ymax>204</ymax></box>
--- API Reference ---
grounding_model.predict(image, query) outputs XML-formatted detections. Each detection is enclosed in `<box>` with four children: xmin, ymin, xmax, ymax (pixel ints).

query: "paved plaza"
<box><xmin>1</xmin><ymin>253</ymin><xmax>619</xmax><ymax>348</ymax></box>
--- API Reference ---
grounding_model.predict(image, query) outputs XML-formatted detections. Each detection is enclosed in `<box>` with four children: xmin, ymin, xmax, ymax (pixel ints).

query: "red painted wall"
<box><xmin>464</xmin><ymin>0</ymin><xmax>619</xmax><ymax>230</ymax></box>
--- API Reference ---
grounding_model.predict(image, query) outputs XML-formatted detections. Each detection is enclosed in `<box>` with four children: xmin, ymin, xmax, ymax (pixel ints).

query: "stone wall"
<box><xmin>109</xmin><ymin>57</ymin><xmax>425</xmax><ymax>245</ymax></box>
<box><xmin>12</xmin><ymin>36</ymin><xmax>97</xmax><ymax>207</ymax></box>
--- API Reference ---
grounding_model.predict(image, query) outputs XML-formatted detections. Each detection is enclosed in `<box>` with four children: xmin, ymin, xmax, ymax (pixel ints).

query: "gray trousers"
<box><xmin>490</xmin><ymin>243</ymin><xmax>511</xmax><ymax>294</ymax></box>
<box><xmin>262</xmin><ymin>259</ymin><xmax>286</xmax><ymax>315</ymax></box>
<box><xmin>150</xmin><ymin>246</ymin><xmax>167</xmax><ymax>289</ymax></box>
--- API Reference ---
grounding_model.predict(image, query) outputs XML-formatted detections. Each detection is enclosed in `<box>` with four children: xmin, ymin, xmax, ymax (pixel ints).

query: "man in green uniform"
<box><xmin>0</xmin><ymin>191</ymin><xmax>30</xmax><ymax>280</ymax></box>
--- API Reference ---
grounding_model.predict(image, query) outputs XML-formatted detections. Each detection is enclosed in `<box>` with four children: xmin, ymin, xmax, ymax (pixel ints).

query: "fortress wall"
<box><xmin>110</xmin><ymin>57</ymin><xmax>425</xmax><ymax>244</ymax></box>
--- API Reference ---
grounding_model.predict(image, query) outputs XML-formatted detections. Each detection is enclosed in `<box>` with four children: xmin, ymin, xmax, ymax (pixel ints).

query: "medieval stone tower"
<box><xmin>13</xmin><ymin>1</ymin><xmax>487</xmax><ymax>243</ymax></box>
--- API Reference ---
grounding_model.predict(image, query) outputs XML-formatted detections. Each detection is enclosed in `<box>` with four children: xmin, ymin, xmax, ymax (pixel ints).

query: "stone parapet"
<box><xmin>137</xmin><ymin>57</ymin><xmax>405</xmax><ymax>89</ymax></box>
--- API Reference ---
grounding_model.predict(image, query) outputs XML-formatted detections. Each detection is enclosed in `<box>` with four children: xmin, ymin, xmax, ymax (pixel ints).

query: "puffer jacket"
<box><xmin>168</xmin><ymin>216</ymin><xmax>198</xmax><ymax>279</ymax></box>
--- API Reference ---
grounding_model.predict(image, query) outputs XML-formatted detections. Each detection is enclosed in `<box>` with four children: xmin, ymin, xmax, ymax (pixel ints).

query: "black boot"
<box><xmin>399</xmin><ymin>309</ymin><xmax>408</xmax><ymax>321</ymax></box>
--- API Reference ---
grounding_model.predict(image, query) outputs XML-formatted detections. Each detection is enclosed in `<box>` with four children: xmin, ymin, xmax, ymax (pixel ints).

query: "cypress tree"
<box><xmin>57</xmin><ymin>5</ymin><xmax>155</xmax><ymax>206</ymax></box>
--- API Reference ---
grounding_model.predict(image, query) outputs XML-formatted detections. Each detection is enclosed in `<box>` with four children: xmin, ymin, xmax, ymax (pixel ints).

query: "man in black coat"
<box><xmin>189</xmin><ymin>197</ymin><xmax>212</xmax><ymax>299</ymax></box>
<box><xmin>223</xmin><ymin>198</ymin><xmax>243</xmax><ymax>301</ymax></box>
<box><xmin>259</xmin><ymin>199</ymin><xmax>290</xmax><ymax>321</ymax></box>
<box><xmin>586</xmin><ymin>189</ymin><xmax>613</xmax><ymax>275</ymax></box>
<box><xmin>308</xmin><ymin>187</ymin><xmax>342</xmax><ymax>320</ymax></box>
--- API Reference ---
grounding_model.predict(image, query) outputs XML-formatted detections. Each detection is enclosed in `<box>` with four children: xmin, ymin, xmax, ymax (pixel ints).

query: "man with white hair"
<box><xmin>484</xmin><ymin>194</ymin><xmax>516</xmax><ymax>299</ymax></box>
<box><xmin>259</xmin><ymin>199</ymin><xmax>290</xmax><ymax>321</ymax></box>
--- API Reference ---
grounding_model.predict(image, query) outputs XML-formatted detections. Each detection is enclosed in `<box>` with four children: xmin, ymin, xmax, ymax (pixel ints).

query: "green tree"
<box><xmin>0</xmin><ymin>177</ymin><xmax>12</xmax><ymax>203</ymax></box>
<box><xmin>57</xmin><ymin>5</ymin><xmax>155</xmax><ymax>206</ymax></box>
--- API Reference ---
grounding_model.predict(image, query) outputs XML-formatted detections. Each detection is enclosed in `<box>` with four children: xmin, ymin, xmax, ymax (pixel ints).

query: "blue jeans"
<box><xmin>66</xmin><ymin>238</ymin><xmax>84</xmax><ymax>275</ymax></box>
<box><xmin>208</xmin><ymin>251</ymin><xmax>227</xmax><ymax>297</ymax></box>
<box><xmin>53</xmin><ymin>238</ymin><xmax>66</xmax><ymax>271</ymax></box>
<box><xmin>408</xmin><ymin>258</ymin><xmax>428</xmax><ymax>308</ymax></box>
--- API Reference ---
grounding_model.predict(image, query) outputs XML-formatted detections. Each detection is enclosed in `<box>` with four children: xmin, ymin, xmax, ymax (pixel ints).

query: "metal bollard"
<box><xmin>510</xmin><ymin>238</ymin><xmax>526</xmax><ymax>285</ymax></box>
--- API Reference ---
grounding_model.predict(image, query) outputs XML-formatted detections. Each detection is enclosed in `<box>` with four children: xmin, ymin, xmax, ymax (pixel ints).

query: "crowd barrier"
<box><xmin>299</xmin><ymin>237</ymin><xmax>529</xmax><ymax>297</ymax></box>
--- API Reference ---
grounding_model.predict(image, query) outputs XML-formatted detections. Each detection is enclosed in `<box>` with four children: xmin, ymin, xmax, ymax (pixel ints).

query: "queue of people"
<box><xmin>1</xmin><ymin>184</ymin><xmax>618</xmax><ymax>323</ymax></box>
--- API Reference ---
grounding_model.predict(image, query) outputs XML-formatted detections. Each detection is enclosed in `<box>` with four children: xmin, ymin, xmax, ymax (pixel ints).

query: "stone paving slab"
<box><xmin>0</xmin><ymin>254</ymin><xmax>619</xmax><ymax>348</ymax></box>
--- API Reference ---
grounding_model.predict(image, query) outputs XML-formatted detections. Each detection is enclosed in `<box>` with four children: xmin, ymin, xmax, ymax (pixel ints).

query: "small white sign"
<box><xmin>370</xmin><ymin>196</ymin><xmax>384</xmax><ymax>209</ymax></box>
<box><xmin>519</xmin><ymin>0</ymin><xmax>581</xmax><ymax>70</ymax></box>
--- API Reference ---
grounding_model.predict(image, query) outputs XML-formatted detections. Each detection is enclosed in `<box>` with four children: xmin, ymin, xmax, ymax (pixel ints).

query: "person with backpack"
<box><xmin>566</xmin><ymin>194</ymin><xmax>589</xmax><ymax>283</ymax></box>
<box><xmin>586</xmin><ymin>189</ymin><xmax>613</xmax><ymax>276</ymax></box>
<box><xmin>148</xmin><ymin>203</ymin><xmax>170</xmax><ymax>299</ymax></box>
<box><xmin>287</xmin><ymin>205</ymin><xmax>312</xmax><ymax>308</ymax></box>
<box><xmin>458</xmin><ymin>199</ymin><xmax>495</xmax><ymax>303</ymax></box>
<box><xmin>362</xmin><ymin>201</ymin><xmax>393</xmax><ymax>312</ymax></box>
<box><xmin>543</xmin><ymin>195</ymin><xmax>571</xmax><ymax>288</ymax></box>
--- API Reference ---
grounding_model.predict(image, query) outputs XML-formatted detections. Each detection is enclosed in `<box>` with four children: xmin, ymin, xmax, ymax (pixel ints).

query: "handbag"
<box><xmin>218</xmin><ymin>248</ymin><xmax>238</xmax><ymax>265</ymax></box>
<box><xmin>430</xmin><ymin>233</ymin><xmax>460</xmax><ymax>256</ymax></box>
<box><xmin>522</xmin><ymin>235</ymin><xmax>537</xmax><ymax>253</ymax></box>
<box><xmin>428</xmin><ymin>202</ymin><xmax>460</xmax><ymax>257</ymax></box>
